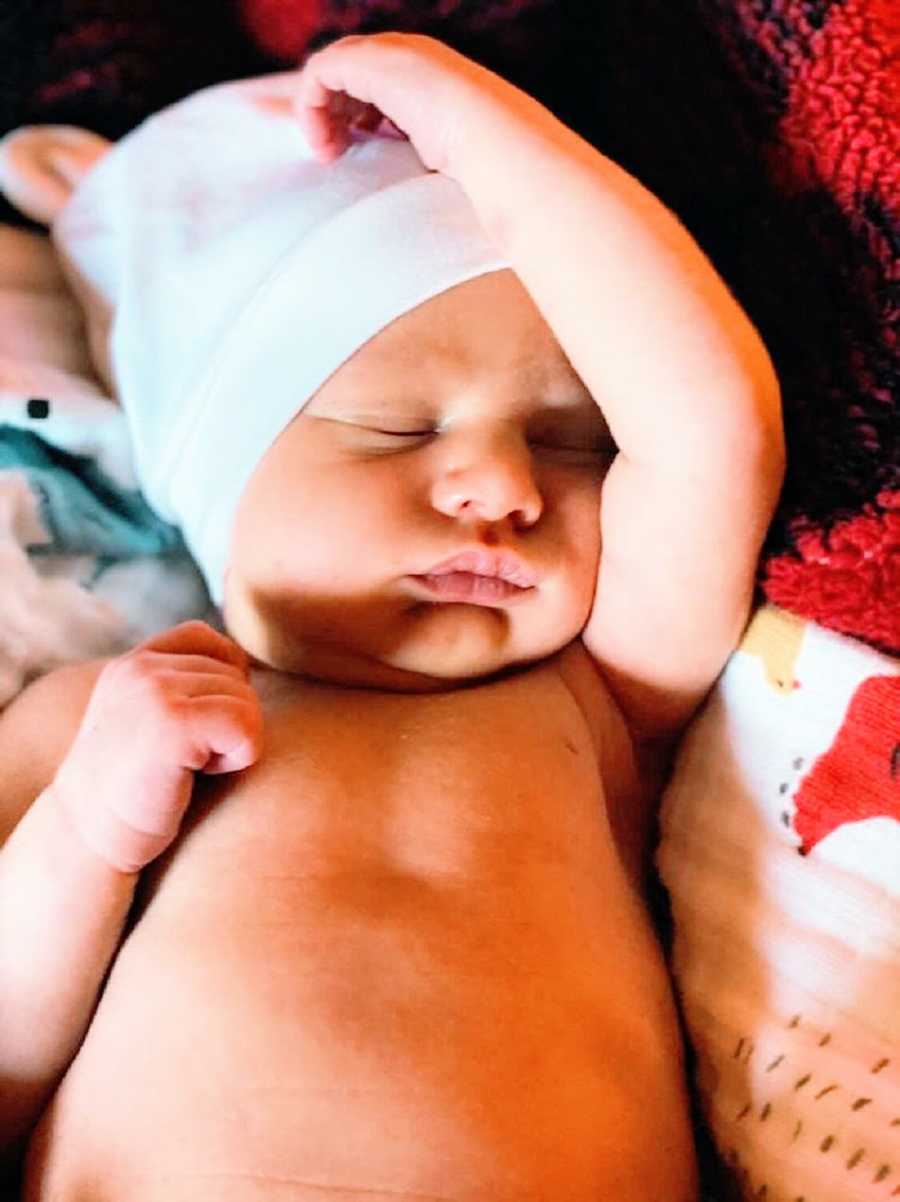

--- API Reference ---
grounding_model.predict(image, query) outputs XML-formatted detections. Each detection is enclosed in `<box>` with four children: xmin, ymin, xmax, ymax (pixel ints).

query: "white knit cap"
<box><xmin>52</xmin><ymin>72</ymin><xmax>509</xmax><ymax>603</ymax></box>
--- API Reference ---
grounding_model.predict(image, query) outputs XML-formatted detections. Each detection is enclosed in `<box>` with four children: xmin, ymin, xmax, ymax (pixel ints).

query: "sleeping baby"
<box><xmin>0</xmin><ymin>33</ymin><xmax>784</xmax><ymax>1202</ymax></box>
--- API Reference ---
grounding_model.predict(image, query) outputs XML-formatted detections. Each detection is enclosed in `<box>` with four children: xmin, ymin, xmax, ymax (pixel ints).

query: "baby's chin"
<box><xmin>224</xmin><ymin>599</ymin><xmax>564</xmax><ymax>693</ymax></box>
<box><xmin>239</xmin><ymin>633</ymin><xmax>542</xmax><ymax>694</ymax></box>
<box><xmin>222</xmin><ymin>579</ymin><xmax>575</xmax><ymax>692</ymax></box>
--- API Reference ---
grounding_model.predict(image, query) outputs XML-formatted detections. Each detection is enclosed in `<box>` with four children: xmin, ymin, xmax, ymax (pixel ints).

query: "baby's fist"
<box><xmin>53</xmin><ymin>621</ymin><xmax>264</xmax><ymax>874</ymax></box>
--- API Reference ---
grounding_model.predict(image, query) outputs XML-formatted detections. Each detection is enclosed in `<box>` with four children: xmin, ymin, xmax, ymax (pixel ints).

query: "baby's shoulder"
<box><xmin>556</xmin><ymin>638</ymin><xmax>677</xmax><ymax>874</ymax></box>
<box><xmin>0</xmin><ymin>657</ymin><xmax>109</xmax><ymax>843</ymax></box>
<box><xmin>552</xmin><ymin>638</ymin><xmax>628</xmax><ymax>754</ymax></box>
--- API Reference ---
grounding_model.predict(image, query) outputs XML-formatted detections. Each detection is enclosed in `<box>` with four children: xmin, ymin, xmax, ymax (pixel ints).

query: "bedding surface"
<box><xmin>0</xmin><ymin>224</ymin><xmax>213</xmax><ymax>705</ymax></box>
<box><xmin>659</xmin><ymin>605</ymin><xmax>900</xmax><ymax>1200</ymax></box>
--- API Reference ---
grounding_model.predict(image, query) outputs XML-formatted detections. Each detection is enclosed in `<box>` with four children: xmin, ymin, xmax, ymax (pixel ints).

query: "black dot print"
<box><xmin>26</xmin><ymin>397</ymin><xmax>50</xmax><ymax>419</ymax></box>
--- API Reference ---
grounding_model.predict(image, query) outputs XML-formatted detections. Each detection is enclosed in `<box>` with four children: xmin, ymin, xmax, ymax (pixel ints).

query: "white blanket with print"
<box><xmin>659</xmin><ymin>605</ymin><xmax>900</xmax><ymax>1202</ymax></box>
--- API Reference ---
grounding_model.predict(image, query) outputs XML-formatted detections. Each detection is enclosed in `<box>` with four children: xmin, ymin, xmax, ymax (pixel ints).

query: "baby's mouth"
<box><xmin>422</xmin><ymin>548</ymin><xmax>537</xmax><ymax>586</ymax></box>
<box><xmin>409</xmin><ymin>572</ymin><xmax>535</xmax><ymax>606</ymax></box>
<box><xmin>408</xmin><ymin>549</ymin><xmax>538</xmax><ymax>607</ymax></box>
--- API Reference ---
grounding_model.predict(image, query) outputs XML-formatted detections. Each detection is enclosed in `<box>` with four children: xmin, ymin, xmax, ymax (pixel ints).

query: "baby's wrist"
<box><xmin>42</xmin><ymin>776</ymin><xmax>142</xmax><ymax>882</ymax></box>
<box><xmin>450</xmin><ymin>87</ymin><xmax>598</xmax><ymax>253</ymax></box>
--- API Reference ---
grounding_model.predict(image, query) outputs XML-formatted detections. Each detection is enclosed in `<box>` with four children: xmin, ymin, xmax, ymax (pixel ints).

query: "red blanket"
<box><xmin>1</xmin><ymin>0</ymin><xmax>896</xmax><ymax>652</ymax></box>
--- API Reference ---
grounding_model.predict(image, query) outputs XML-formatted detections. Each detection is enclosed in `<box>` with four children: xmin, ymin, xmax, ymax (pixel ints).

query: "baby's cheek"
<box><xmin>220</xmin><ymin>584</ymin><xmax>272</xmax><ymax>669</ymax></box>
<box><xmin>554</xmin><ymin>499</ymin><xmax>602</xmax><ymax>631</ymax></box>
<box><xmin>557</xmin><ymin>479</ymin><xmax>602</xmax><ymax>566</ymax></box>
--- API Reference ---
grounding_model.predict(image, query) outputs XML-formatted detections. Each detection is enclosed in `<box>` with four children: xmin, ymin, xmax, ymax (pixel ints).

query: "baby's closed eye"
<box><xmin>367</xmin><ymin>425</ymin><xmax>435</xmax><ymax>437</ymax></box>
<box><xmin>360</xmin><ymin>426</ymin><xmax>615</xmax><ymax>463</ymax></box>
<box><xmin>311</xmin><ymin>407</ymin><xmax>616</xmax><ymax>461</ymax></box>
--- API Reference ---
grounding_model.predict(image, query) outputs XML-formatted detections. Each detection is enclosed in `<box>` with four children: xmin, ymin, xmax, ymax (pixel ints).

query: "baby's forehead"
<box><xmin>314</xmin><ymin>277</ymin><xmax>590</xmax><ymax>411</ymax></box>
<box><xmin>310</xmin><ymin>341</ymin><xmax>592</xmax><ymax>423</ymax></box>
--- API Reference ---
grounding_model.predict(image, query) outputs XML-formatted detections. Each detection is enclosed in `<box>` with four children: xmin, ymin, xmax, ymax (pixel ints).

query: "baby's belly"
<box><xmin>24</xmin><ymin>661</ymin><xmax>694</xmax><ymax>1201</ymax></box>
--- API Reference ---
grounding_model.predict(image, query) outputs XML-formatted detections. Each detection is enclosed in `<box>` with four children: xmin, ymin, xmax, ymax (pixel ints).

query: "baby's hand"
<box><xmin>51</xmin><ymin>621</ymin><xmax>263</xmax><ymax>874</ymax></box>
<box><xmin>295</xmin><ymin>32</ymin><xmax>543</xmax><ymax>180</ymax></box>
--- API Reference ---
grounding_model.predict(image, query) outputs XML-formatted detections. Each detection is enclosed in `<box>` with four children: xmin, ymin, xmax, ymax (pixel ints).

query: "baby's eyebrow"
<box><xmin>311</xmin><ymin>400</ymin><xmax>438</xmax><ymax>428</ymax></box>
<box><xmin>306</xmin><ymin>382</ymin><xmax>431</xmax><ymax>410</ymax></box>
<box><xmin>334</xmin><ymin>396</ymin><xmax>434</xmax><ymax>415</ymax></box>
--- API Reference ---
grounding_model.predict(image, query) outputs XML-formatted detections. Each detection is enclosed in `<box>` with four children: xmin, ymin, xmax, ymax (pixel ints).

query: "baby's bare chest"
<box><xmin>137</xmin><ymin>656</ymin><xmax>635</xmax><ymax>1037</ymax></box>
<box><xmin>27</xmin><ymin>657</ymin><xmax>678</xmax><ymax>1201</ymax></box>
<box><xmin>170</xmin><ymin>655</ymin><xmax>620</xmax><ymax>892</ymax></box>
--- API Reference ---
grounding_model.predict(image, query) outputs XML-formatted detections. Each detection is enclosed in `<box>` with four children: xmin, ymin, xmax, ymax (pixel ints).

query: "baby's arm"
<box><xmin>0</xmin><ymin>623</ymin><xmax>262</xmax><ymax>1173</ymax></box>
<box><xmin>0</xmin><ymin>659</ymin><xmax>130</xmax><ymax>1177</ymax></box>
<box><xmin>454</xmin><ymin>77</ymin><xmax>785</xmax><ymax>740</ymax></box>
<box><xmin>298</xmin><ymin>35</ymin><xmax>785</xmax><ymax>740</ymax></box>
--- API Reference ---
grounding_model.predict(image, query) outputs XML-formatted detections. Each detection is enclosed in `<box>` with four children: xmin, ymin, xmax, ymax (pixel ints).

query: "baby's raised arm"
<box><xmin>297</xmin><ymin>34</ymin><xmax>785</xmax><ymax>740</ymax></box>
<box><xmin>0</xmin><ymin>622</ymin><xmax>262</xmax><ymax>1175</ymax></box>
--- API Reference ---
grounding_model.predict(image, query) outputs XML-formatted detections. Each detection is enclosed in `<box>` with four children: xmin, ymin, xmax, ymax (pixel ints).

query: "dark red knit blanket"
<box><xmin>2</xmin><ymin>0</ymin><xmax>896</xmax><ymax>653</ymax></box>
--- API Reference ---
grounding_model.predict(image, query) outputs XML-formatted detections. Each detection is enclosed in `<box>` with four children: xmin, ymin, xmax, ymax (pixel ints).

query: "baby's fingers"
<box><xmin>298</xmin><ymin>85</ymin><xmax>383</xmax><ymax>162</ymax></box>
<box><xmin>294</xmin><ymin>34</ymin><xmax>465</xmax><ymax>174</ymax></box>
<box><xmin>130</xmin><ymin>620</ymin><xmax>250</xmax><ymax>674</ymax></box>
<box><xmin>296</xmin><ymin>92</ymin><xmax>343</xmax><ymax>162</ymax></box>
<box><xmin>185</xmin><ymin>693</ymin><xmax>265</xmax><ymax>776</ymax></box>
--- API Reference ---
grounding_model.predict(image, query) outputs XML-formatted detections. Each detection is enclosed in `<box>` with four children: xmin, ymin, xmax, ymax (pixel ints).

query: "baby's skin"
<box><xmin>0</xmin><ymin>34</ymin><xmax>785</xmax><ymax>1202</ymax></box>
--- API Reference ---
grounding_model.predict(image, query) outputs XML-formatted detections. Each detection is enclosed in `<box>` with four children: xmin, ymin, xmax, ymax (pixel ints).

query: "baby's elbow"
<box><xmin>756</xmin><ymin>368</ymin><xmax>787</xmax><ymax>507</ymax></box>
<box><xmin>733</xmin><ymin>352</ymin><xmax>786</xmax><ymax>506</ymax></box>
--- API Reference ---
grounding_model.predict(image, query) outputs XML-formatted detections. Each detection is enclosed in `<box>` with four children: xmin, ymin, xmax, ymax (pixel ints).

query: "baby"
<box><xmin>0</xmin><ymin>34</ymin><xmax>784</xmax><ymax>1202</ymax></box>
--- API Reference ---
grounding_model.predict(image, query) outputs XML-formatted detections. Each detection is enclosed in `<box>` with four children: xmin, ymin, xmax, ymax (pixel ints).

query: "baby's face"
<box><xmin>224</xmin><ymin>270</ymin><xmax>615</xmax><ymax>689</ymax></box>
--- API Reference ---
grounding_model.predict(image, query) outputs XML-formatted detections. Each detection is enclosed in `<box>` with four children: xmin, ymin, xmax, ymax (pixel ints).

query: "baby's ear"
<box><xmin>0</xmin><ymin>125</ymin><xmax>111</xmax><ymax>225</ymax></box>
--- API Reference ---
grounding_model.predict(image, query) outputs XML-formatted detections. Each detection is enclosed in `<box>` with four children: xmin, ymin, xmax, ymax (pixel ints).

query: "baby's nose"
<box><xmin>430</xmin><ymin>430</ymin><xmax>543</xmax><ymax>528</ymax></box>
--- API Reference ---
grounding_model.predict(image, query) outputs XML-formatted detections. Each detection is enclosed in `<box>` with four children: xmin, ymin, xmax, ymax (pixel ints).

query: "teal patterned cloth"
<box><xmin>0</xmin><ymin>425</ymin><xmax>183</xmax><ymax>559</ymax></box>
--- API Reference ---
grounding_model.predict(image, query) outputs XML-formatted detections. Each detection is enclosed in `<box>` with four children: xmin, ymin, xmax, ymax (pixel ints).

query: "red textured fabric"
<box><xmin>236</xmin><ymin>0</ymin><xmax>322</xmax><ymax>60</ymax></box>
<box><xmin>712</xmin><ymin>0</ymin><xmax>899</xmax><ymax>651</ymax></box>
<box><xmin>764</xmin><ymin>491</ymin><xmax>900</xmax><ymax>652</ymax></box>
<box><xmin>692</xmin><ymin>0</ymin><xmax>893</xmax><ymax>649</ymax></box>
<box><xmin>238</xmin><ymin>0</ymin><xmax>552</xmax><ymax>54</ymax></box>
<box><xmin>234</xmin><ymin>0</ymin><xmax>556</xmax><ymax>65</ymax></box>
<box><xmin>765</xmin><ymin>0</ymin><xmax>899</xmax><ymax>210</ymax></box>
